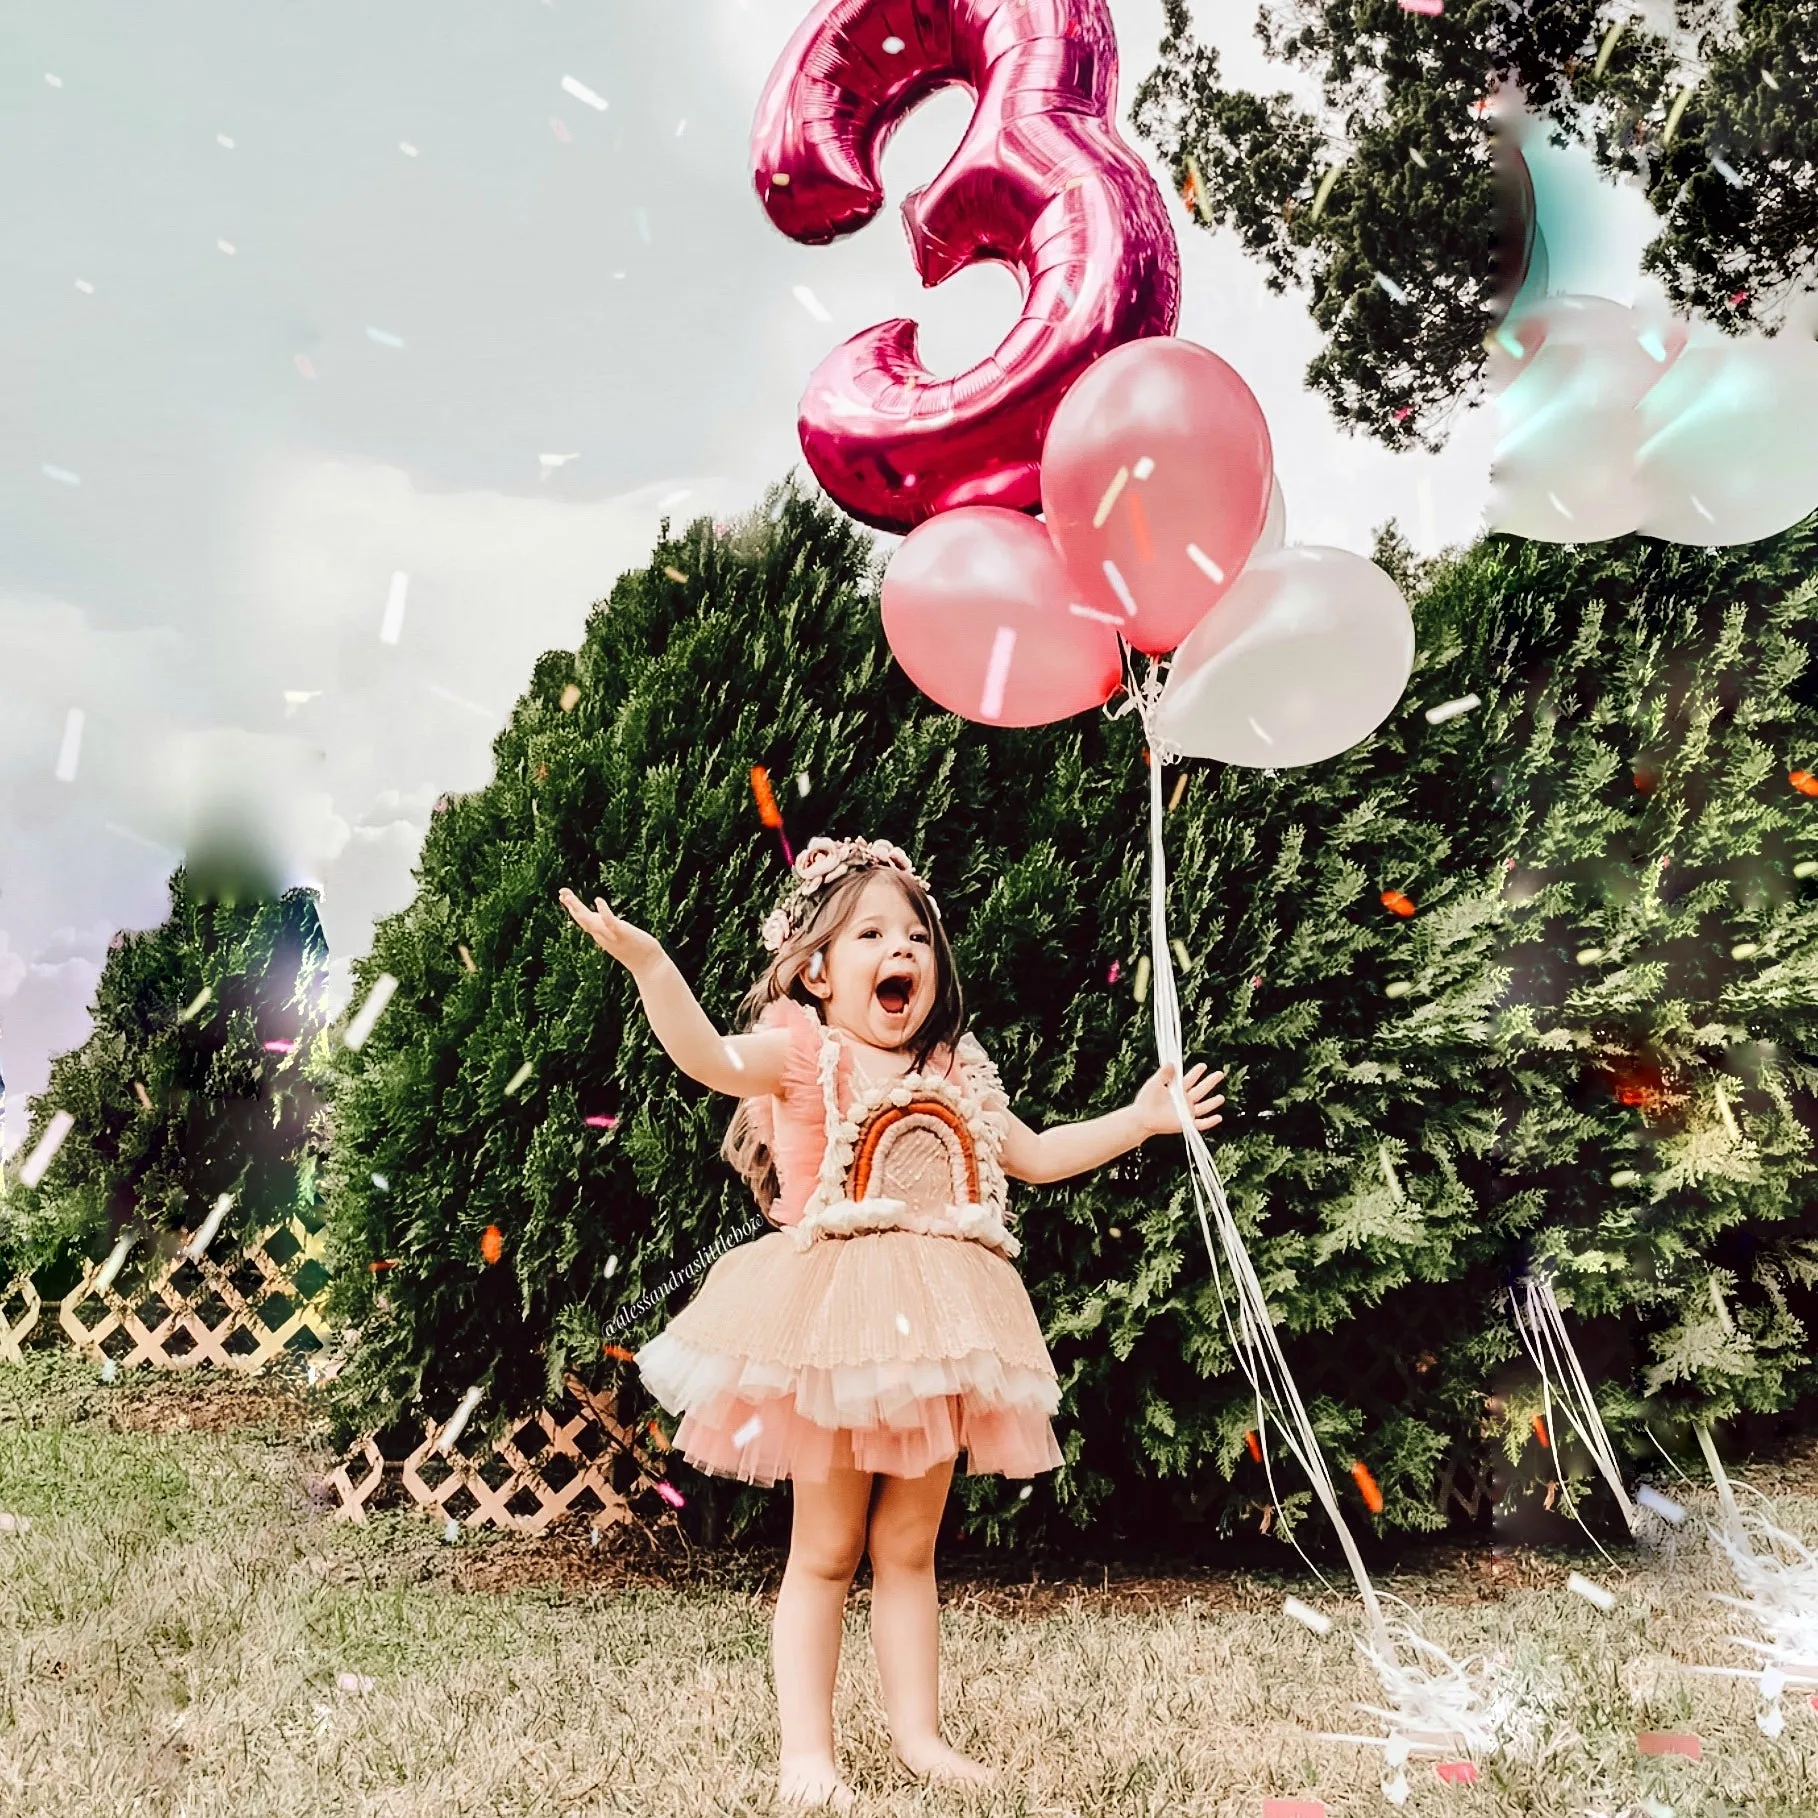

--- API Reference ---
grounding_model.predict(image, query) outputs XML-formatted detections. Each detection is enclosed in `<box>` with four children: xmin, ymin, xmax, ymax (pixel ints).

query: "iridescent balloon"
<box><xmin>752</xmin><ymin>0</ymin><xmax>1181</xmax><ymax>533</ymax></box>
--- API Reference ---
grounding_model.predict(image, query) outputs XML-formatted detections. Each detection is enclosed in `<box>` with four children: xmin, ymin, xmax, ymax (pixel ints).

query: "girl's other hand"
<box><xmin>1133</xmin><ymin>1061</ymin><xmax>1225</xmax><ymax>1138</ymax></box>
<box><xmin>559</xmin><ymin>888</ymin><xmax>665</xmax><ymax>975</ymax></box>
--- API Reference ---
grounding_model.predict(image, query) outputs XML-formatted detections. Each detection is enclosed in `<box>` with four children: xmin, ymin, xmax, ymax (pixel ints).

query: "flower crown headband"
<box><xmin>760</xmin><ymin>836</ymin><xmax>941</xmax><ymax>954</ymax></box>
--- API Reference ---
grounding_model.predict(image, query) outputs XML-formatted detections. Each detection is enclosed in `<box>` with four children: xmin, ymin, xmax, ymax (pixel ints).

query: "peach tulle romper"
<box><xmin>636</xmin><ymin>995</ymin><xmax>1065</xmax><ymax>1483</ymax></box>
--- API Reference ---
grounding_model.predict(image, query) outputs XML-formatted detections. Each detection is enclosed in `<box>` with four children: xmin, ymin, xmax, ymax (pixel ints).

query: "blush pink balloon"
<box><xmin>1041</xmin><ymin>338</ymin><xmax>1273</xmax><ymax>655</ymax></box>
<box><xmin>751</xmin><ymin>0</ymin><xmax>1180</xmax><ymax>534</ymax></box>
<box><xmin>880</xmin><ymin>508</ymin><xmax>1123</xmax><ymax>727</ymax></box>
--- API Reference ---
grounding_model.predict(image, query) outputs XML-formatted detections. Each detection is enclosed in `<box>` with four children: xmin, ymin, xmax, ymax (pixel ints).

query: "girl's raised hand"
<box><xmin>1133</xmin><ymin>1060</ymin><xmax>1226</xmax><ymax>1139</ymax></box>
<box><xmin>559</xmin><ymin>887</ymin><xmax>664</xmax><ymax>975</ymax></box>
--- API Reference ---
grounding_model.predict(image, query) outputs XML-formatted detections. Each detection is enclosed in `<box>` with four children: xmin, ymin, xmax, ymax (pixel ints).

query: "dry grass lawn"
<box><xmin>1</xmin><ymin>1350</ymin><xmax>1815</xmax><ymax>1817</ymax></box>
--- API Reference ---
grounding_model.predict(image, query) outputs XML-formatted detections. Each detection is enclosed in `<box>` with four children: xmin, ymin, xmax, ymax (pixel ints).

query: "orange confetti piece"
<box><xmin>750</xmin><ymin>765</ymin><xmax>783</xmax><ymax>828</ymax></box>
<box><xmin>1790</xmin><ymin>769</ymin><xmax>1818</xmax><ymax>797</ymax></box>
<box><xmin>1127</xmin><ymin>488</ymin><xmax>1154</xmax><ymax>563</ymax></box>
<box><xmin>1351</xmin><ymin>1459</ymin><xmax>1384</xmax><ymax>1513</ymax></box>
<box><xmin>647</xmin><ymin>1419</ymin><xmax>671</xmax><ymax>1452</ymax></box>
<box><xmin>480</xmin><ymin>1224</ymin><xmax>504</xmax><ymax>1265</ymax></box>
<box><xmin>1533</xmin><ymin>1414</ymin><xmax>1550</xmax><ymax>1450</ymax></box>
<box><xmin>1636</xmin><ymin>1732</ymin><xmax>1701</xmax><ymax>1760</ymax></box>
<box><xmin>601</xmin><ymin>1343</ymin><xmax>638</xmax><ymax>1362</ymax></box>
<box><xmin>1380</xmin><ymin>889</ymin><xmax>1417</xmax><ymax>917</ymax></box>
<box><xmin>1263</xmin><ymin>1803</ymin><xmax>1326</xmax><ymax>1818</ymax></box>
<box><xmin>1435</xmin><ymin>1762</ymin><xmax>1478</xmax><ymax>1785</ymax></box>
<box><xmin>368</xmin><ymin>1259</ymin><xmax>395</xmax><ymax>1272</ymax></box>
<box><xmin>1245</xmin><ymin>1430</ymin><xmax>1263</xmax><ymax>1463</ymax></box>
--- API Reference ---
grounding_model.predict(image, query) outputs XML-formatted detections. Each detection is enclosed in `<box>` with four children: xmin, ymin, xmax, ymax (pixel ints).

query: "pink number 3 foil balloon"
<box><xmin>752</xmin><ymin>0</ymin><xmax>1181</xmax><ymax>534</ymax></box>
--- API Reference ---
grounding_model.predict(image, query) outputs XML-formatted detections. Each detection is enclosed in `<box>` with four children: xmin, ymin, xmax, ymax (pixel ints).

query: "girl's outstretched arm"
<box><xmin>1001</xmin><ymin>1062</ymin><xmax>1226</xmax><ymax>1185</ymax></box>
<box><xmin>559</xmin><ymin>887</ymin><xmax>789</xmax><ymax>1097</ymax></box>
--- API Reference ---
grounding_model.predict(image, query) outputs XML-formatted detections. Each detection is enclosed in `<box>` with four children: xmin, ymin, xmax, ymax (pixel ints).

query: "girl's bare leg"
<box><xmin>867</xmin><ymin>1454</ymin><xmax>995</xmax><ymax>1786</ymax></box>
<box><xmin>774</xmin><ymin>1463</ymin><xmax>872</xmax><ymax>1809</ymax></box>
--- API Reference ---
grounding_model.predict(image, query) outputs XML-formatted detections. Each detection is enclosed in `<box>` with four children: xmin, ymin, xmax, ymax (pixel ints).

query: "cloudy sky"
<box><xmin>0</xmin><ymin>0</ymin><xmax>1661</xmax><ymax>1148</ymax></box>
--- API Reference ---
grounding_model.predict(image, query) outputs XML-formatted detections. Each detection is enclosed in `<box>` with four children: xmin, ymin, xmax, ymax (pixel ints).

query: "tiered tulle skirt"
<box><xmin>635</xmin><ymin>1228</ymin><xmax>1064</xmax><ymax>1484</ymax></box>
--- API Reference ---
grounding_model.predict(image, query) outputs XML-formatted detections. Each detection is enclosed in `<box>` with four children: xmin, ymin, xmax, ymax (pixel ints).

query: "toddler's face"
<box><xmin>805</xmin><ymin>873</ymin><xmax>936</xmax><ymax>1052</ymax></box>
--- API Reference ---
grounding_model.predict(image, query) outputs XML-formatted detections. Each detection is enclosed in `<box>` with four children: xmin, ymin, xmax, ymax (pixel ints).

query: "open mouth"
<box><xmin>875</xmin><ymin>974</ymin><xmax>913</xmax><ymax>1016</ymax></box>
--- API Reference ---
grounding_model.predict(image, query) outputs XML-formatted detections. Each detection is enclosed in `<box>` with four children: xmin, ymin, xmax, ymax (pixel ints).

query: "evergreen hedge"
<box><xmin>317</xmin><ymin>484</ymin><xmax>1818</xmax><ymax>1552</ymax></box>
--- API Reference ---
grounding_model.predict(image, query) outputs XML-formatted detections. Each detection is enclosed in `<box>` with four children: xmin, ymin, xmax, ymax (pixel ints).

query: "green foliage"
<box><xmin>1131</xmin><ymin>0</ymin><xmax>1813</xmax><ymax>450</ymax></box>
<box><xmin>319</xmin><ymin>484</ymin><xmax>1818</xmax><ymax>1553</ymax></box>
<box><xmin>0</xmin><ymin>872</ymin><xmax>329</xmax><ymax>1297</ymax></box>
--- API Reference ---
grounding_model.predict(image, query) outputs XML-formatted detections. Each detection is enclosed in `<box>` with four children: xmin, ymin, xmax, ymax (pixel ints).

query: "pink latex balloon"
<box><xmin>752</xmin><ymin>0</ymin><xmax>1180</xmax><ymax>534</ymax></box>
<box><xmin>1040</xmin><ymin>337</ymin><xmax>1273</xmax><ymax>655</ymax></box>
<box><xmin>880</xmin><ymin>508</ymin><xmax>1123</xmax><ymax>727</ymax></box>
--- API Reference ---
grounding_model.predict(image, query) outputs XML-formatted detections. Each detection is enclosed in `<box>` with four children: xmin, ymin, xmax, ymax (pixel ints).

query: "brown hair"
<box><xmin>720</xmin><ymin>864</ymin><xmax>966</xmax><ymax>1220</ymax></box>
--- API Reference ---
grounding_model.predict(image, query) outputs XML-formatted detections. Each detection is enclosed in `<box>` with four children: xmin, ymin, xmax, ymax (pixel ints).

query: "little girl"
<box><xmin>559</xmin><ymin>837</ymin><xmax>1225</xmax><ymax>1809</ymax></box>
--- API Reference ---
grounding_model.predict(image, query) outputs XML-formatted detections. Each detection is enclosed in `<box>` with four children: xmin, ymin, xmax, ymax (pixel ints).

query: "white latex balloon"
<box><xmin>1153</xmin><ymin>546</ymin><xmax>1415</xmax><ymax>769</ymax></box>
<box><xmin>1486</xmin><ymin>295</ymin><xmax>1686</xmax><ymax>543</ymax></box>
<box><xmin>1636</xmin><ymin>333</ymin><xmax>1818</xmax><ymax>545</ymax></box>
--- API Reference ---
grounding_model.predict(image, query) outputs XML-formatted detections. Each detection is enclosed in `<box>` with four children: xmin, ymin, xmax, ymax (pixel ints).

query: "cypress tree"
<box><xmin>0</xmin><ymin>870</ymin><xmax>329</xmax><ymax>1309</ymax></box>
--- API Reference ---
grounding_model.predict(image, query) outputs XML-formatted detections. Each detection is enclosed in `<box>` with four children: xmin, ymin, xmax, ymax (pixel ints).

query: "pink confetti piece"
<box><xmin>1106</xmin><ymin>960</ymin><xmax>1121</xmax><ymax>984</ymax></box>
<box><xmin>1398</xmin><ymin>0</ymin><xmax>1443</xmax><ymax>12</ymax></box>
<box><xmin>262</xmin><ymin>1040</ymin><xmax>295</xmax><ymax>1054</ymax></box>
<box><xmin>1263</xmin><ymin>1803</ymin><xmax>1326</xmax><ymax>1818</ymax></box>
<box><xmin>653</xmin><ymin>1480</ymin><xmax>685</xmax><ymax>1508</ymax></box>
<box><xmin>1636</xmin><ymin>1732</ymin><xmax>1701</xmax><ymax>1760</ymax></box>
<box><xmin>1435</xmin><ymin>1762</ymin><xmax>1479</xmax><ymax>1785</ymax></box>
<box><xmin>549</xmin><ymin>116</ymin><xmax>571</xmax><ymax>142</ymax></box>
<box><xmin>979</xmin><ymin>625</ymin><xmax>1016</xmax><ymax>719</ymax></box>
<box><xmin>585</xmin><ymin>1115</ymin><xmax>619</xmax><ymax>1129</ymax></box>
<box><xmin>294</xmin><ymin>353</ymin><xmax>316</xmax><ymax>379</ymax></box>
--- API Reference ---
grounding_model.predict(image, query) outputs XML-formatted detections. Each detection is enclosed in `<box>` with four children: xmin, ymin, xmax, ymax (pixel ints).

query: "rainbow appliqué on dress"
<box><xmin>635</xmin><ymin>996</ymin><xmax>1063</xmax><ymax>1484</ymax></box>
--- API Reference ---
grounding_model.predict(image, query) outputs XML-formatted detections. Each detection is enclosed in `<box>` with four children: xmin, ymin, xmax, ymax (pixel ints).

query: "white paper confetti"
<box><xmin>1636</xmin><ymin>1485</ymin><xmax>1686</xmax><ymax>1525</ymax></box>
<box><xmin>181</xmin><ymin>1192</ymin><xmax>235</xmax><ymax>1262</ymax></box>
<box><xmin>436</xmin><ymin>1384</ymin><xmax>484</xmax><ymax>1455</ymax></box>
<box><xmin>732</xmin><ymin>1415</ymin><xmax>763</xmax><ymax>1448</ymax></box>
<box><xmin>100</xmin><ymin>1356</ymin><xmax>117</xmax><ymax>1383</ymax></box>
<box><xmin>54</xmin><ymin>708</ymin><xmax>85</xmax><ymax>782</ymax></box>
<box><xmin>979</xmin><ymin>626</ymin><xmax>1016</xmax><ymax>719</ymax></box>
<box><xmin>399</xmin><ymin>141</ymin><xmax>418</xmax><ymax>156</ymax></box>
<box><xmin>41</xmin><ymin>464</ymin><xmax>80</xmax><ymax>486</ymax></box>
<box><xmin>1092</xmin><ymin>466</ymin><xmax>1129</xmax><ymax>527</ymax></box>
<box><xmin>1132</xmin><ymin>455</ymin><xmax>1156</xmax><ymax>481</ymax></box>
<box><xmin>882</xmin><ymin>34</ymin><xmax>905</xmax><ymax>52</ymax></box>
<box><xmin>1423</xmin><ymin>693</ymin><xmax>1480</xmax><ymax>725</ymax></box>
<box><xmin>365</xmin><ymin>326</ymin><xmax>404</xmax><ymax>348</ymax></box>
<box><xmin>178</xmin><ymin>985</ymin><xmax>213</xmax><ymax>1023</ymax></box>
<box><xmin>335</xmin><ymin>1672</ymin><xmax>375</xmax><ymax>1694</ymax></box>
<box><xmin>1101</xmin><ymin>559</ymin><xmax>1137</xmax><ymax>615</ymax></box>
<box><xmin>75</xmin><ymin>279</ymin><xmax>93</xmax><ymax>293</ymax></box>
<box><xmin>17</xmin><ymin>1111</ymin><xmax>75</xmax><ymax>1189</ymax></box>
<box><xmin>379</xmin><ymin>571</ymin><xmax>409</xmax><ymax>644</ymax></box>
<box><xmin>342</xmin><ymin>973</ymin><xmax>399</xmax><ymax>1051</ymax></box>
<box><xmin>793</xmin><ymin>285</ymin><xmax>832</xmax><ymax>323</ymax></box>
<box><xmin>1284</xmin><ymin>1595</ymin><xmax>1333</xmax><ymax>1636</ymax></box>
<box><xmin>217</xmin><ymin>239</ymin><xmax>236</xmax><ymax>256</ymax></box>
<box><xmin>561</xmin><ymin>74</ymin><xmax>609</xmax><ymax>110</ymax></box>
<box><xmin>1185</xmin><ymin>543</ymin><xmax>1225</xmax><ymax>584</ymax></box>
<box><xmin>216</xmin><ymin>133</ymin><xmax>234</xmax><ymax>149</ymax></box>
<box><xmin>1567</xmin><ymin>1571</ymin><xmax>1615</xmax><ymax>1611</ymax></box>
<box><xmin>503</xmin><ymin>1060</ymin><xmax>534</xmax><ymax>1097</ymax></box>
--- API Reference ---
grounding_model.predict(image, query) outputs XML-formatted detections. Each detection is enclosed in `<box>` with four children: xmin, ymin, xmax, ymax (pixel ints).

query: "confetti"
<box><xmin>1567</xmin><ymin>1571</ymin><xmax>1615</xmax><ymax>1611</ymax></box>
<box><xmin>769</xmin><ymin>171</ymin><xmax>790</xmax><ymax>187</ymax></box>
<box><xmin>1185</xmin><ymin>543</ymin><xmax>1225</xmax><ymax>584</ymax></box>
<box><xmin>1434</xmin><ymin>1762</ymin><xmax>1478</xmax><ymax>1785</ymax></box>
<box><xmin>294</xmin><ymin>354</ymin><xmax>316</xmax><ymax>379</ymax></box>
<box><xmin>675</xmin><ymin>119</ymin><xmax>687</xmax><ymax>136</ymax></box>
<box><xmin>41</xmin><ymin>464</ymin><xmax>80</xmax><ymax>486</ymax></box>
<box><xmin>132</xmin><ymin>1082</ymin><xmax>152</xmax><ymax>1111</ymax></box>
<box><xmin>1182</xmin><ymin>155</ymin><xmax>1210</xmax><ymax>223</ymax></box>
<box><xmin>1133</xmin><ymin>955</ymin><xmax>1151</xmax><ymax>1003</ymax></box>
<box><xmin>561</xmin><ymin>74</ymin><xmax>609</xmax><ymax>110</ymax></box>
<box><xmin>335</xmin><ymin>1672</ymin><xmax>376</xmax><ymax>1695</ymax></box>
<box><xmin>733</xmin><ymin>1415</ymin><xmax>764</xmax><ymax>1447</ymax></box>
<box><xmin>436</xmin><ymin>1384</ymin><xmax>484</xmax><ymax>1454</ymax></box>
<box><xmin>16</xmin><ymin>1111</ymin><xmax>75</xmax><ymax>1190</ymax></box>
<box><xmin>585</xmin><ymin>1115</ymin><xmax>619</xmax><ymax>1129</ymax></box>
<box><xmin>1423</xmin><ymin>693</ymin><xmax>1480</xmax><ymax>725</ymax></box>
<box><xmin>1636</xmin><ymin>1733</ymin><xmax>1701</xmax><ymax>1760</ymax></box>
<box><xmin>604</xmin><ymin>1255</ymin><xmax>618</xmax><ymax>1280</ymax></box>
<box><xmin>400</xmin><ymin>141</ymin><xmax>418</xmax><ymax>156</ymax></box>
<box><xmin>1309</xmin><ymin>166</ymin><xmax>1342</xmax><ymax>221</ymax></box>
<box><xmin>1351</xmin><ymin>1459</ymin><xmax>1384</xmax><ymax>1513</ymax></box>
<box><xmin>895</xmin><ymin>1313</ymin><xmax>911</xmax><ymax>1335</ymax></box>
<box><xmin>480</xmin><ymin>1225</ymin><xmax>504</xmax><ymax>1264</ymax></box>
<box><xmin>444</xmin><ymin>1516</ymin><xmax>460</xmax><ymax>1542</ymax></box>
<box><xmin>457</xmin><ymin>944</ymin><xmax>476</xmax><ymax>972</ymax></box>
<box><xmin>647</xmin><ymin>1420</ymin><xmax>669</xmax><ymax>1451</ymax></box>
<box><xmin>504</xmin><ymin>1061</ymin><xmax>534</xmax><ymax>1097</ymax></box>
<box><xmin>368</xmin><ymin>1259</ymin><xmax>395</xmax><ymax>1272</ymax></box>
<box><xmin>217</xmin><ymin>239</ymin><xmax>236</xmax><ymax>256</ymax></box>
<box><xmin>263</xmin><ymin>1039</ymin><xmax>295</xmax><ymax>1054</ymax></box>
<box><xmin>559</xmin><ymin>682</ymin><xmax>582</xmax><ymax>711</ymax></box>
<box><xmin>100</xmin><ymin>1356</ymin><xmax>117</xmax><ymax>1383</ymax></box>
<box><xmin>54</xmin><ymin>707</ymin><xmax>85</xmax><ymax>782</ymax></box>
<box><xmin>795</xmin><ymin>773</ymin><xmax>811</xmax><ymax>798</ymax></box>
<box><xmin>750</xmin><ymin>765</ymin><xmax>783</xmax><ymax>828</ymax></box>
<box><xmin>1533</xmin><ymin>1414</ymin><xmax>1550</xmax><ymax>1450</ymax></box>
<box><xmin>1710</xmin><ymin>155</ymin><xmax>1743</xmax><ymax>187</ymax></box>
<box><xmin>378</xmin><ymin>570</ymin><xmax>409</xmax><ymax>645</ymax></box>
<box><xmin>1068</xmin><ymin>601</ymin><xmax>1124</xmax><ymax>626</ymax></box>
<box><xmin>1093</xmin><ymin>466</ymin><xmax>1130</xmax><ymax>527</ymax></box>
<box><xmin>1171</xmin><ymin>938</ymin><xmax>1191</xmax><ymax>974</ymax></box>
<box><xmin>0</xmin><ymin>1514</ymin><xmax>31</xmax><ymax>1534</ymax></box>
<box><xmin>1381</xmin><ymin>890</ymin><xmax>1416</xmax><ymax>918</ymax></box>
<box><xmin>654</xmin><ymin>1480</ymin><xmax>686</xmax><ymax>1508</ymax></box>
<box><xmin>602</xmin><ymin>1343</ymin><xmax>638</xmax><ymax>1362</ymax></box>
<box><xmin>343</xmin><ymin>974</ymin><xmax>398</xmax><ymax>1050</ymax></box>
<box><xmin>1662</xmin><ymin>86</ymin><xmax>1694</xmax><ymax>145</ymax></box>
<box><xmin>216</xmin><ymin>133</ymin><xmax>235</xmax><ymax>150</ymax></box>
<box><xmin>365</xmin><ymin>326</ymin><xmax>404</xmax><ymax>348</ymax></box>
<box><xmin>1283</xmin><ymin>1596</ymin><xmax>1335</xmax><ymax>1636</ymax></box>
<box><xmin>1106</xmin><ymin>960</ymin><xmax>1121</xmax><ymax>984</ymax></box>
<box><xmin>1127</xmin><ymin>490</ymin><xmax>1154</xmax><ymax>562</ymax></box>
<box><xmin>1262</xmin><ymin>1799</ymin><xmax>1326</xmax><ymax>1816</ymax></box>
<box><xmin>45</xmin><ymin>73</ymin><xmax>63</xmax><ymax>87</ymax></box>
<box><xmin>1245</xmin><ymin>1430</ymin><xmax>1263</xmax><ymax>1463</ymax></box>
<box><xmin>1374</xmin><ymin>272</ymin><xmax>1410</xmax><ymax>304</ymax></box>
<box><xmin>371</xmin><ymin>1173</ymin><xmax>389</xmax><ymax>1191</ymax></box>
<box><xmin>75</xmin><ymin>279</ymin><xmax>93</xmax><ymax>293</ymax></box>
<box><xmin>541</xmin><ymin>451</ymin><xmax>582</xmax><ymax>470</ymax></box>
<box><xmin>550</xmin><ymin>117</ymin><xmax>571</xmax><ymax>143</ymax></box>
<box><xmin>979</xmin><ymin>626</ymin><xmax>1016</xmax><ymax>719</ymax></box>
<box><xmin>181</xmin><ymin>1192</ymin><xmax>236</xmax><ymax>1261</ymax></box>
<box><xmin>1101</xmin><ymin>559</ymin><xmax>1137</xmax><ymax>616</ymax></box>
<box><xmin>1397</xmin><ymin>0</ymin><xmax>1443</xmax><ymax>13</ymax></box>
<box><xmin>1593</xmin><ymin>19</ymin><xmax>1626</xmax><ymax>76</ymax></box>
<box><xmin>1168</xmin><ymin>773</ymin><xmax>1188</xmax><ymax>811</ymax></box>
<box><xmin>1134</xmin><ymin>456</ymin><xmax>1157</xmax><ymax>481</ymax></box>
<box><xmin>1408</xmin><ymin>149</ymin><xmax>1428</xmax><ymax>170</ymax></box>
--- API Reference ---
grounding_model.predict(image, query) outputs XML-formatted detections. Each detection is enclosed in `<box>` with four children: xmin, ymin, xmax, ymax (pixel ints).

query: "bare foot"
<box><xmin>892</xmin><ymin>1738</ymin><xmax>997</xmax><ymax>1786</ymax></box>
<box><xmin>776</xmin><ymin>1755</ymin><xmax>857</xmax><ymax>1810</ymax></box>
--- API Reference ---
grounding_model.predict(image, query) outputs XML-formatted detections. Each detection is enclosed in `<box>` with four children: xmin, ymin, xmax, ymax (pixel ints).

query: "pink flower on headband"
<box><xmin>759</xmin><ymin>908</ymin><xmax>792</xmax><ymax>953</ymax></box>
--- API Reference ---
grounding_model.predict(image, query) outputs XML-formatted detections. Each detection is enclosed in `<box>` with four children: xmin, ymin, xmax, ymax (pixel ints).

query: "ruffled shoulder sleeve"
<box><xmin>756</xmin><ymin>995</ymin><xmax>827</xmax><ymax>1107</ymax></box>
<box><xmin>955</xmin><ymin>1030</ymin><xmax>1009</xmax><ymax>1122</ymax></box>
